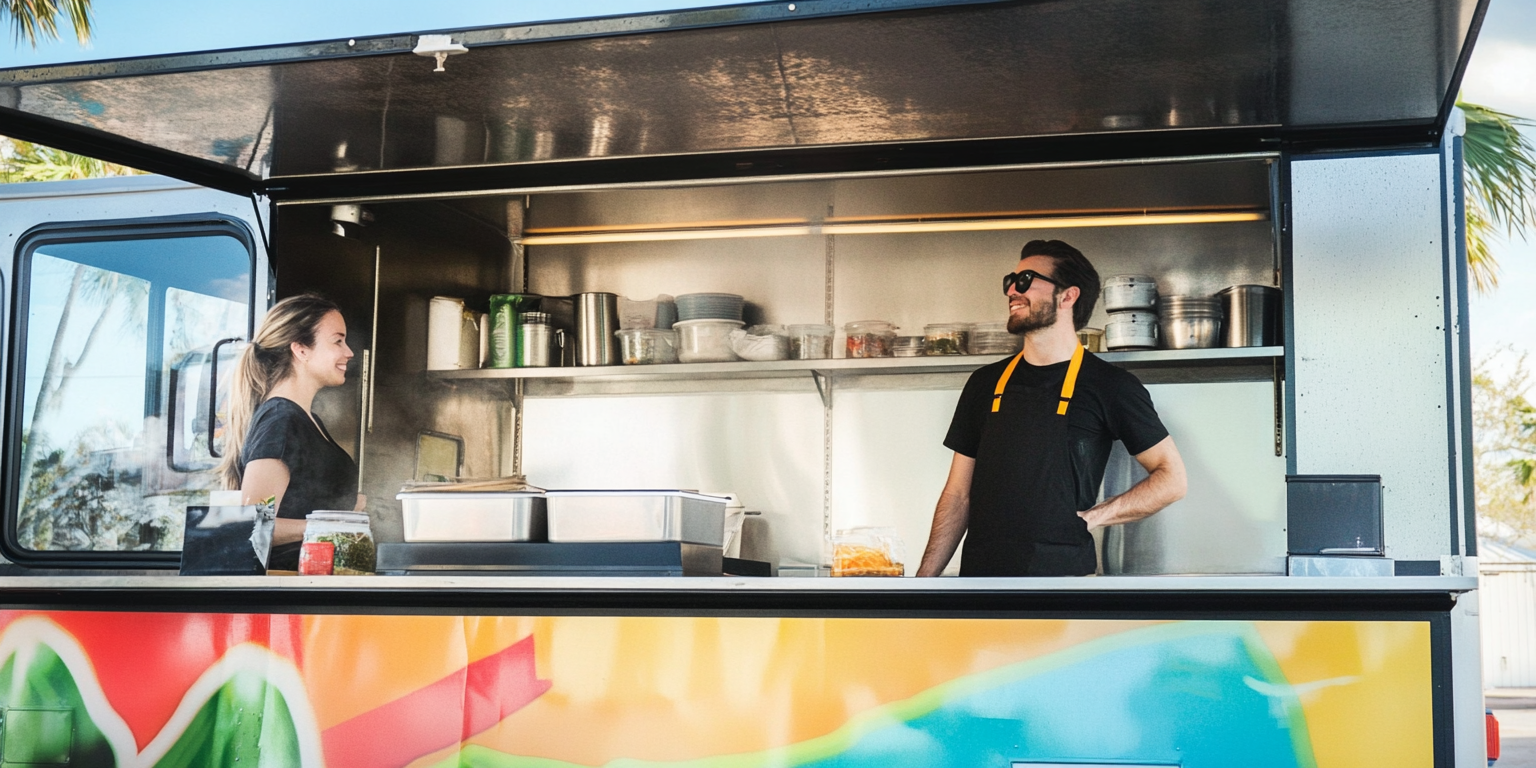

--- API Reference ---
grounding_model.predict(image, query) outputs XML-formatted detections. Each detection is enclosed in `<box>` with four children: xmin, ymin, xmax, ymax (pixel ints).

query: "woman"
<box><xmin>217</xmin><ymin>294</ymin><xmax>362</xmax><ymax>571</ymax></box>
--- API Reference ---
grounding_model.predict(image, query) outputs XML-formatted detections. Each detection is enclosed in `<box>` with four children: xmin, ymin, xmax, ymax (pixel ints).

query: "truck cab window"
<box><xmin>11</xmin><ymin>226</ymin><xmax>252</xmax><ymax>556</ymax></box>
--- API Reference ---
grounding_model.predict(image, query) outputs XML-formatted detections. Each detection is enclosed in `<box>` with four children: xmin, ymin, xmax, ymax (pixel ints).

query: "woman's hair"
<box><xmin>217</xmin><ymin>293</ymin><xmax>342</xmax><ymax>489</ymax></box>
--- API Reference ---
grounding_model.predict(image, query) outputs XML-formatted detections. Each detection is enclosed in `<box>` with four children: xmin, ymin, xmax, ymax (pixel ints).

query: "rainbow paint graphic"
<box><xmin>0</xmin><ymin>612</ymin><xmax>1433</xmax><ymax>767</ymax></box>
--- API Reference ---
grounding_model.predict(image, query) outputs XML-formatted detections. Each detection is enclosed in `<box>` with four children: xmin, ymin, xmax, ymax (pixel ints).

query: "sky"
<box><xmin>2</xmin><ymin>0</ymin><xmax>1534</xmax><ymax>378</ymax></box>
<box><xmin>0</xmin><ymin>1</ymin><xmax>725</xmax><ymax>67</ymax></box>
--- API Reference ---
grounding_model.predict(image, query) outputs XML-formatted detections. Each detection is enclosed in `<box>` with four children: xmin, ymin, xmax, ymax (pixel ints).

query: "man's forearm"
<box><xmin>917</xmin><ymin>492</ymin><xmax>969</xmax><ymax>577</ymax></box>
<box><xmin>1081</xmin><ymin>466</ymin><xmax>1183</xmax><ymax>528</ymax></box>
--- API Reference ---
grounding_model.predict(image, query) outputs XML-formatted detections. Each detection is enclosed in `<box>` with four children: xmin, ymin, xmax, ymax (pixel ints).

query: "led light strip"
<box><xmin>516</xmin><ymin>210</ymin><xmax>1266</xmax><ymax>245</ymax></box>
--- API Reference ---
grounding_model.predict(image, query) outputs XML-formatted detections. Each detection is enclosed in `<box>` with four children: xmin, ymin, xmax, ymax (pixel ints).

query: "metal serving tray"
<box><xmin>545</xmin><ymin>491</ymin><xmax>727</xmax><ymax>546</ymax></box>
<box><xmin>396</xmin><ymin>492</ymin><xmax>547</xmax><ymax>543</ymax></box>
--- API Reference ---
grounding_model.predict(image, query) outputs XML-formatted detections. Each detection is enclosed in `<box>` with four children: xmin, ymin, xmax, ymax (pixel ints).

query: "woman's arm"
<box><xmin>239</xmin><ymin>458</ymin><xmax>306</xmax><ymax>546</ymax></box>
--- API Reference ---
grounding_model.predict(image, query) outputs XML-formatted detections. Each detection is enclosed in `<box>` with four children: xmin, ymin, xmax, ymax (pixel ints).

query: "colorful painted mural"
<box><xmin>0</xmin><ymin>611</ymin><xmax>1433</xmax><ymax>767</ymax></box>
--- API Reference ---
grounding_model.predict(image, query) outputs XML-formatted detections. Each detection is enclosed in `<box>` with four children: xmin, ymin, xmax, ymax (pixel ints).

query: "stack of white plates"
<box><xmin>675</xmin><ymin>293</ymin><xmax>745</xmax><ymax>322</ymax></box>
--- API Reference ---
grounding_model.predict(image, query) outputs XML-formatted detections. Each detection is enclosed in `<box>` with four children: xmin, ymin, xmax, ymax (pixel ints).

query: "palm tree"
<box><xmin>2</xmin><ymin>0</ymin><xmax>92</xmax><ymax>47</ymax></box>
<box><xmin>0</xmin><ymin>139</ymin><xmax>141</xmax><ymax>182</ymax></box>
<box><xmin>1459</xmin><ymin>101</ymin><xmax>1536</xmax><ymax>292</ymax></box>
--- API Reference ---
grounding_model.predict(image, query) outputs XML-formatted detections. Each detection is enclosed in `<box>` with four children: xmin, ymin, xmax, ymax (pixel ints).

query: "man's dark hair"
<box><xmin>1020</xmin><ymin>239</ymin><xmax>1100</xmax><ymax>330</ymax></box>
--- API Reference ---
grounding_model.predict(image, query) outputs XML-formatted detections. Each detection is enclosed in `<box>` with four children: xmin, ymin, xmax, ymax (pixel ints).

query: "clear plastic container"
<box><xmin>892</xmin><ymin>335</ymin><xmax>926</xmax><ymax>357</ymax></box>
<box><xmin>830</xmin><ymin>527</ymin><xmax>906</xmax><ymax>577</ymax></box>
<box><xmin>923</xmin><ymin>323</ymin><xmax>971</xmax><ymax>356</ymax></box>
<box><xmin>968</xmin><ymin>321</ymin><xmax>1022</xmax><ymax>355</ymax></box>
<box><xmin>787</xmin><ymin>324</ymin><xmax>834</xmax><ymax>360</ymax></box>
<box><xmin>729</xmin><ymin>324</ymin><xmax>790</xmax><ymax>361</ymax></box>
<box><xmin>674</xmin><ymin>319</ymin><xmax>743</xmax><ymax>363</ymax></box>
<box><xmin>300</xmin><ymin>511</ymin><xmax>375</xmax><ymax>575</ymax></box>
<box><xmin>616</xmin><ymin>328</ymin><xmax>679</xmax><ymax>364</ymax></box>
<box><xmin>844</xmin><ymin>320</ymin><xmax>897</xmax><ymax>358</ymax></box>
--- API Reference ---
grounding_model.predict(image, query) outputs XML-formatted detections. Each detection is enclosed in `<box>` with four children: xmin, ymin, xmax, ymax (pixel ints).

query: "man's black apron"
<box><xmin>960</xmin><ymin>343</ymin><xmax>1097</xmax><ymax>577</ymax></box>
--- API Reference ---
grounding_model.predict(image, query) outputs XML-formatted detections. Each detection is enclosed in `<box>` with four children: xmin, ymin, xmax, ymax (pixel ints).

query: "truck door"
<box><xmin>0</xmin><ymin>175</ymin><xmax>270</xmax><ymax>569</ymax></box>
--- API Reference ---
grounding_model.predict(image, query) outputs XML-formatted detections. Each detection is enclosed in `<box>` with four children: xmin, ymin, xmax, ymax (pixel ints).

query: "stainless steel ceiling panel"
<box><xmin>0</xmin><ymin>0</ymin><xmax>1485</xmax><ymax>189</ymax></box>
<box><xmin>15</xmin><ymin>68</ymin><xmax>276</xmax><ymax>174</ymax></box>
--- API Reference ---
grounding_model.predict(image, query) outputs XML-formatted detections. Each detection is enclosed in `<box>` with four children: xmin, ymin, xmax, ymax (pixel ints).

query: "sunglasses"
<box><xmin>1002</xmin><ymin>269</ymin><xmax>1065</xmax><ymax>296</ymax></box>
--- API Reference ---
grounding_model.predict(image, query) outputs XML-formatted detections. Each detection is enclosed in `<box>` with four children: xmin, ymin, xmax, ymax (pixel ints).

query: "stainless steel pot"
<box><xmin>1160</xmin><ymin>315</ymin><xmax>1221</xmax><ymax>349</ymax></box>
<box><xmin>1217</xmin><ymin>284</ymin><xmax>1282</xmax><ymax>347</ymax></box>
<box><xmin>1104</xmin><ymin>311</ymin><xmax>1158</xmax><ymax>350</ymax></box>
<box><xmin>1157</xmin><ymin>295</ymin><xmax>1222</xmax><ymax>349</ymax></box>
<box><xmin>1103</xmin><ymin>275</ymin><xmax>1159</xmax><ymax>311</ymax></box>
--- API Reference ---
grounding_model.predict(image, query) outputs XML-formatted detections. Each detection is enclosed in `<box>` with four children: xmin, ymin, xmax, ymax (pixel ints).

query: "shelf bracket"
<box><xmin>811</xmin><ymin>370</ymin><xmax>832</xmax><ymax>409</ymax></box>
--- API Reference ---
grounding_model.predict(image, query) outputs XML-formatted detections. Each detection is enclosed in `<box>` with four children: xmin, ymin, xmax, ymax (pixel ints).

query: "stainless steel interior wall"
<box><xmin>1104</xmin><ymin>382</ymin><xmax>1288</xmax><ymax>575</ymax></box>
<box><xmin>520</xmin><ymin>393</ymin><xmax>826</xmax><ymax>567</ymax></box>
<box><xmin>1289</xmin><ymin>151</ymin><xmax>1452</xmax><ymax>562</ymax></box>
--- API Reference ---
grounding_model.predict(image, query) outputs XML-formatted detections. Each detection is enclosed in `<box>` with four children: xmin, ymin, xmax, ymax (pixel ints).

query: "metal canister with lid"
<box><xmin>516</xmin><ymin>311</ymin><xmax>562</xmax><ymax>367</ymax></box>
<box><xmin>489</xmin><ymin>294</ymin><xmax>539</xmax><ymax>368</ymax></box>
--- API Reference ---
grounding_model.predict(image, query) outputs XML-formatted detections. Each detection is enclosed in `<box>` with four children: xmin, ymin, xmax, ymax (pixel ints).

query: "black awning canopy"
<box><xmin>0</xmin><ymin>0</ymin><xmax>1486</xmax><ymax>197</ymax></box>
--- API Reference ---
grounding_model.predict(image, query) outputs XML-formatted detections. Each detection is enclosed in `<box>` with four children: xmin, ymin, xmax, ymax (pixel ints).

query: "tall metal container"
<box><xmin>1217</xmin><ymin>285</ymin><xmax>1282</xmax><ymax>347</ymax></box>
<box><xmin>574</xmin><ymin>292</ymin><xmax>619</xmax><ymax>366</ymax></box>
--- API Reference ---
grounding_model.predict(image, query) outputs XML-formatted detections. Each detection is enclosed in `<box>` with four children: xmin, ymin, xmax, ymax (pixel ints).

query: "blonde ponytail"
<box><xmin>217</xmin><ymin>294</ymin><xmax>342</xmax><ymax>489</ymax></box>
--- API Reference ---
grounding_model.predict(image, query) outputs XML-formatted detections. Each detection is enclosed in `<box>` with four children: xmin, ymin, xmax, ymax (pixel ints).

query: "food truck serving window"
<box><xmin>4</xmin><ymin>219</ymin><xmax>255</xmax><ymax>567</ymax></box>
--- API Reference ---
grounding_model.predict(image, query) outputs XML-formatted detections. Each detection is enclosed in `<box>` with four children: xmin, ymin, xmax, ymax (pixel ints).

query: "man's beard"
<box><xmin>1007</xmin><ymin>294</ymin><xmax>1060</xmax><ymax>335</ymax></box>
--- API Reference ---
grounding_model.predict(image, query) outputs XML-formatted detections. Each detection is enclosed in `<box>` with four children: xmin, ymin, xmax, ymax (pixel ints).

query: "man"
<box><xmin>916</xmin><ymin>240</ymin><xmax>1187</xmax><ymax>577</ymax></box>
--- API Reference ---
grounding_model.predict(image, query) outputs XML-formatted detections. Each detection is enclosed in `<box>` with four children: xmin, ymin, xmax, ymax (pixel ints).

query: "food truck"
<box><xmin>0</xmin><ymin>0</ymin><xmax>1498</xmax><ymax>764</ymax></box>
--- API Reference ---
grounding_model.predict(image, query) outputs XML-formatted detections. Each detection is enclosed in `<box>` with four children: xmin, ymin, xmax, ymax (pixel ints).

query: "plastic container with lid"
<box><xmin>830</xmin><ymin>527</ymin><xmax>906</xmax><ymax>577</ymax></box>
<box><xmin>300</xmin><ymin>511</ymin><xmax>376</xmax><ymax>575</ymax></box>
<box><xmin>616</xmin><ymin>328</ymin><xmax>679</xmax><ymax>365</ymax></box>
<box><xmin>892</xmin><ymin>335</ymin><xmax>926</xmax><ymax>357</ymax></box>
<box><xmin>923</xmin><ymin>323</ymin><xmax>971</xmax><ymax>356</ymax></box>
<box><xmin>787</xmin><ymin>324</ymin><xmax>834</xmax><ymax>360</ymax></box>
<box><xmin>844</xmin><ymin>320</ymin><xmax>897</xmax><ymax>358</ymax></box>
<box><xmin>968</xmin><ymin>321</ymin><xmax>1022</xmax><ymax>355</ymax></box>
<box><xmin>729</xmin><ymin>324</ymin><xmax>790</xmax><ymax>361</ymax></box>
<box><xmin>674</xmin><ymin>319</ymin><xmax>743</xmax><ymax>363</ymax></box>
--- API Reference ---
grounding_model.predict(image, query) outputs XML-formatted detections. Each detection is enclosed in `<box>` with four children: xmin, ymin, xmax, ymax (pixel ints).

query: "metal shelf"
<box><xmin>426</xmin><ymin>346</ymin><xmax>1284</xmax><ymax>397</ymax></box>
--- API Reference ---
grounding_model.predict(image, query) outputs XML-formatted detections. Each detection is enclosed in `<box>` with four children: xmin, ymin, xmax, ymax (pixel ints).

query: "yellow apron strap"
<box><xmin>991</xmin><ymin>351</ymin><xmax>1026</xmax><ymax>412</ymax></box>
<box><xmin>1056</xmin><ymin>343</ymin><xmax>1085</xmax><ymax>415</ymax></box>
<box><xmin>992</xmin><ymin>343</ymin><xmax>1085</xmax><ymax>414</ymax></box>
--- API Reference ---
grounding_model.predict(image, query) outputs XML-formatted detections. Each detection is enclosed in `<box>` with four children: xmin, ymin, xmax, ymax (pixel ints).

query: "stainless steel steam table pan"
<box><xmin>545</xmin><ymin>490</ymin><xmax>727</xmax><ymax>546</ymax></box>
<box><xmin>396</xmin><ymin>492</ymin><xmax>547</xmax><ymax>542</ymax></box>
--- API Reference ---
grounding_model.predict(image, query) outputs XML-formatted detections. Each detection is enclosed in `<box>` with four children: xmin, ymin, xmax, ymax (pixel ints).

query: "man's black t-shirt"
<box><xmin>241</xmin><ymin>397</ymin><xmax>358</xmax><ymax>570</ymax></box>
<box><xmin>944</xmin><ymin>352</ymin><xmax>1169</xmax><ymax>574</ymax></box>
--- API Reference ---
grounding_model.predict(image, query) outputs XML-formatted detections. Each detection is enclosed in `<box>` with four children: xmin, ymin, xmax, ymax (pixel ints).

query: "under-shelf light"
<box><xmin>516</xmin><ymin>210</ymin><xmax>1265</xmax><ymax>245</ymax></box>
<box><xmin>516</xmin><ymin>225</ymin><xmax>814</xmax><ymax>246</ymax></box>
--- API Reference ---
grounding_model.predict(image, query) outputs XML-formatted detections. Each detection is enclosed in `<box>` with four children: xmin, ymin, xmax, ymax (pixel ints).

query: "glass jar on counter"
<box><xmin>923</xmin><ymin>323</ymin><xmax>971</xmax><ymax>356</ymax></box>
<box><xmin>300</xmin><ymin>511</ymin><xmax>376</xmax><ymax>575</ymax></box>
<box><xmin>787</xmin><ymin>324</ymin><xmax>834</xmax><ymax>360</ymax></box>
<box><xmin>844</xmin><ymin>320</ymin><xmax>896</xmax><ymax>358</ymax></box>
<box><xmin>892</xmin><ymin>335</ymin><xmax>926</xmax><ymax>357</ymax></box>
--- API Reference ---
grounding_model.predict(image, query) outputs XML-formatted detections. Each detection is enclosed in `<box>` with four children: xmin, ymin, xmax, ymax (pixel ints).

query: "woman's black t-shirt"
<box><xmin>240</xmin><ymin>397</ymin><xmax>358</xmax><ymax>569</ymax></box>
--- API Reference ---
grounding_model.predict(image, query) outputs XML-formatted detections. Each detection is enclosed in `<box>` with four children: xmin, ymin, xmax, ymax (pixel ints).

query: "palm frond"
<box><xmin>3</xmin><ymin>0</ymin><xmax>92</xmax><ymax>47</ymax></box>
<box><xmin>0</xmin><ymin>140</ymin><xmax>142</xmax><ymax>182</ymax></box>
<box><xmin>1459</xmin><ymin>100</ymin><xmax>1536</xmax><ymax>292</ymax></box>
